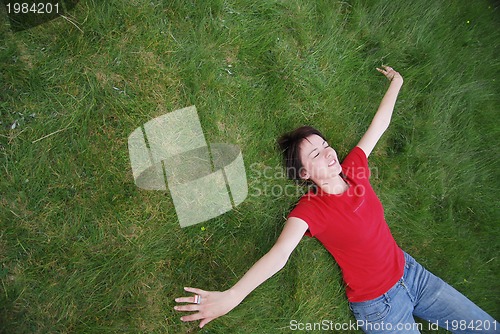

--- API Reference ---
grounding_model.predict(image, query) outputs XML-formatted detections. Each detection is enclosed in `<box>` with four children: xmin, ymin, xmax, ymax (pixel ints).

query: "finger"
<box><xmin>200</xmin><ymin>317</ymin><xmax>215</xmax><ymax>328</ymax></box>
<box><xmin>184</xmin><ymin>287</ymin><xmax>207</xmax><ymax>296</ymax></box>
<box><xmin>175</xmin><ymin>297</ymin><xmax>197</xmax><ymax>304</ymax></box>
<box><xmin>180</xmin><ymin>312</ymin><xmax>205</xmax><ymax>322</ymax></box>
<box><xmin>376</xmin><ymin>67</ymin><xmax>386</xmax><ymax>74</ymax></box>
<box><xmin>174</xmin><ymin>304</ymin><xmax>200</xmax><ymax>312</ymax></box>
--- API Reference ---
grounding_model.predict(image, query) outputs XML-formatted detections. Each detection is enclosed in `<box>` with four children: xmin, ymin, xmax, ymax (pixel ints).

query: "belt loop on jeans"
<box><xmin>384</xmin><ymin>292</ymin><xmax>391</xmax><ymax>303</ymax></box>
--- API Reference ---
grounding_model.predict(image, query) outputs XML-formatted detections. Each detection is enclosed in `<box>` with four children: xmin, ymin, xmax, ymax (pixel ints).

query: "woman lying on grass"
<box><xmin>174</xmin><ymin>66</ymin><xmax>497</xmax><ymax>333</ymax></box>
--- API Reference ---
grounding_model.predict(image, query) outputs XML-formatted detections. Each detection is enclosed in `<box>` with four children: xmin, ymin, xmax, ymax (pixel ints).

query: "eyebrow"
<box><xmin>308</xmin><ymin>140</ymin><xmax>326</xmax><ymax>157</ymax></box>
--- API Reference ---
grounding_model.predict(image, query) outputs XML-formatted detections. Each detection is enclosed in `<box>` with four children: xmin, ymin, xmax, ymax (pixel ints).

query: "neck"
<box><xmin>316</xmin><ymin>174</ymin><xmax>349</xmax><ymax>195</ymax></box>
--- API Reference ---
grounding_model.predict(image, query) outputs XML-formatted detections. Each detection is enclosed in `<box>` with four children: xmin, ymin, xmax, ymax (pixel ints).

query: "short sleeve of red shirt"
<box><xmin>288</xmin><ymin>146</ymin><xmax>405</xmax><ymax>302</ymax></box>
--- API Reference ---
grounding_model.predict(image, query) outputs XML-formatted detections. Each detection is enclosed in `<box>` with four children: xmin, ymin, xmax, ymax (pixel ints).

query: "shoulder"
<box><xmin>289</xmin><ymin>190</ymin><xmax>321</xmax><ymax>217</ymax></box>
<box><xmin>343</xmin><ymin>146</ymin><xmax>368</xmax><ymax>165</ymax></box>
<box><xmin>288</xmin><ymin>194</ymin><xmax>328</xmax><ymax>237</ymax></box>
<box><xmin>342</xmin><ymin>146</ymin><xmax>370</xmax><ymax>179</ymax></box>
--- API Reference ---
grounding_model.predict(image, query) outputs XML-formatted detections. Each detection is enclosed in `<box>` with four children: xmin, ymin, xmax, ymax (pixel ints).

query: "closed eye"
<box><xmin>310</xmin><ymin>141</ymin><xmax>330</xmax><ymax>159</ymax></box>
<box><xmin>313</xmin><ymin>146</ymin><xmax>329</xmax><ymax>159</ymax></box>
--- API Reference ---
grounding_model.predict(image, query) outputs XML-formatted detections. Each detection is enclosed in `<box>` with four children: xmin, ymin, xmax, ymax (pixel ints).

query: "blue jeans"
<box><xmin>349</xmin><ymin>252</ymin><xmax>498</xmax><ymax>333</ymax></box>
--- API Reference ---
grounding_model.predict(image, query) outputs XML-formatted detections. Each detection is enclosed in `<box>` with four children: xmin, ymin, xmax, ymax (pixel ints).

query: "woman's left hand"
<box><xmin>377</xmin><ymin>65</ymin><xmax>403</xmax><ymax>84</ymax></box>
<box><xmin>174</xmin><ymin>287</ymin><xmax>242</xmax><ymax>328</ymax></box>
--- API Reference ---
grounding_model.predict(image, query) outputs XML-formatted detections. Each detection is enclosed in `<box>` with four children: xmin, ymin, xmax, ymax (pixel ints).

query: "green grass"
<box><xmin>1</xmin><ymin>0</ymin><xmax>499</xmax><ymax>333</ymax></box>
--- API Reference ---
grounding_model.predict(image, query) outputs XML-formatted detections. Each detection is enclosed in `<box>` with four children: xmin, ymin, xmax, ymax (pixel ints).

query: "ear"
<box><xmin>299</xmin><ymin>168</ymin><xmax>309</xmax><ymax>180</ymax></box>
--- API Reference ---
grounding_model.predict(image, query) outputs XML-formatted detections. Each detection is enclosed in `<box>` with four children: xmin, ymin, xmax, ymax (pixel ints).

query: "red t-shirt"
<box><xmin>288</xmin><ymin>146</ymin><xmax>405</xmax><ymax>302</ymax></box>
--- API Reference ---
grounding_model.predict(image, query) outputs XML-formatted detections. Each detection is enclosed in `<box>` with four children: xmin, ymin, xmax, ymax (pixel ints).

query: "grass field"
<box><xmin>1</xmin><ymin>0</ymin><xmax>499</xmax><ymax>333</ymax></box>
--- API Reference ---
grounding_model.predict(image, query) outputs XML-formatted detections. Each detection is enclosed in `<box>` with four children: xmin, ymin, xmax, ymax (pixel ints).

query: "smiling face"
<box><xmin>298</xmin><ymin>134</ymin><xmax>342</xmax><ymax>183</ymax></box>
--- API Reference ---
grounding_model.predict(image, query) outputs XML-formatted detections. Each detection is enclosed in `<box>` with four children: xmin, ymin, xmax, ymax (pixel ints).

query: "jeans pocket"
<box><xmin>351</xmin><ymin>299</ymin><xmax>392</xmax><ymax>323</ymax></box>
<box><xmin>404</xmin><ymin>252</ymin><xmax>416</xmax><ymax>269</ymax></box>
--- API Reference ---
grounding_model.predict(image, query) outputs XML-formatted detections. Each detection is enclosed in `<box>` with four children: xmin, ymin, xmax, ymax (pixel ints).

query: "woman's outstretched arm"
<box><xmin>357</xmin><ymin>65</ymin><xmax>404</xmax><ymax>157</ymax></box>
<box><xmin>174</xmin><ymin>217</ymin><xmax>308</xmax><ymax>328</ymax></box>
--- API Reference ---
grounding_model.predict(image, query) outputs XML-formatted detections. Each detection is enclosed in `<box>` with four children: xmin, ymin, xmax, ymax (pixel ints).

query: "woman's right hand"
<box><xmin>174</xmin><ymin>287</ymin><xmax>243</xmax><ymax>328</ymax></box>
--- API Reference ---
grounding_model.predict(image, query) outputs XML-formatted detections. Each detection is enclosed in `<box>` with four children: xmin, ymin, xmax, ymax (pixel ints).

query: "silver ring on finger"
<box><xmin>194</xmin><ymin>294</ymin><xmax>201</xmax><ymax>304</ymax></box>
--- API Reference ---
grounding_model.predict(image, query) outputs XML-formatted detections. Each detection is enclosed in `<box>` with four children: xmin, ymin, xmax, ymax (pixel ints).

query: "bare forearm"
<box><xmin>371</xmin><ymin>78</ymin><xmax>404</xmax><ymax>129</ymax></box>
<box><xmin>229</xmin><ymin>248</ymin><xmax>288</xmax><ymax>302</ymax></box>
<box><xmin>356</xmin><ymin>66</ymin><xmax>404</xmax><ymax>157</ymax></box>
<box><xmin>174</xmin><ymin>218</ymin><xmax>307</xmax><ymax>328</ymax></box>
<box><xmin>173</xmin><ymin>252</ymin><xmax>288</xmax><ymax>329</ymax></box>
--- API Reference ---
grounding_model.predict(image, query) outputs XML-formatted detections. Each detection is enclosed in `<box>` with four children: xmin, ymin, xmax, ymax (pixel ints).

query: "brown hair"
<box><xmin>277</xmin><ymin>126</ymin><xmax>326</xmax><ymax>181</ymax></box>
